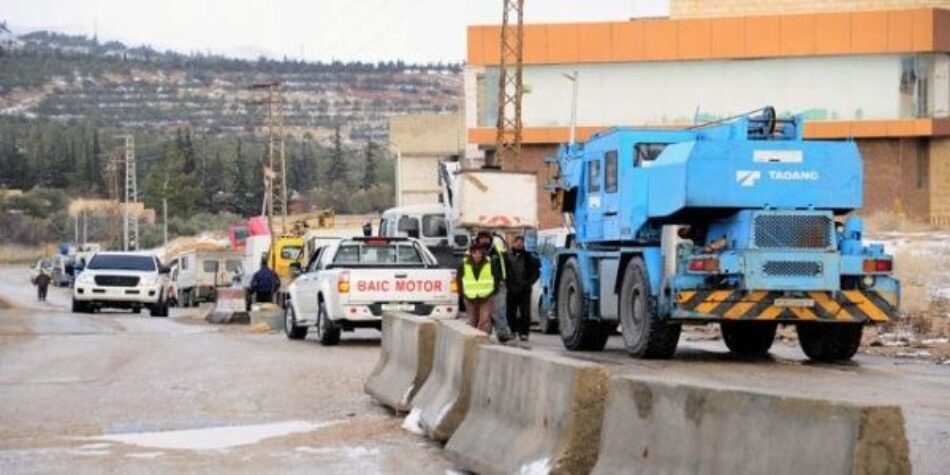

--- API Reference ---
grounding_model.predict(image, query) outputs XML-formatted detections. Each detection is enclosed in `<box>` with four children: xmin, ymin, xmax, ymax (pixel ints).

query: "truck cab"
<box><xmin>545</xmin><ymin>108</ymin><xmax>899</xmax><ymax>362</ymax></box>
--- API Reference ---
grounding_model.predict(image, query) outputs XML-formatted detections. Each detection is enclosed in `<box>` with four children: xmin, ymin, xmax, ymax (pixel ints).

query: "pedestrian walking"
<box><xmin>505</xmin><ymin>235</ymin><xmax>540</xmax><ymax>342</ymax></box>
<box><xmin>34</xmin><ymin>269</ymin><xmax>51</xmax><ymax>302</ymax></box>
<box><xmin>475</xmin><ymin>231</ymin><xmax>512</xmax><ymax>342</ymax></box>
<box><xmin>458</xmin><ymin>244</ymin><xmax>500</xmax><ymax>334</ymax></box>
<box><xmin>250</xmin><ymin>258</ymin><xmax>280</xmax><ymax>304</ymax></box>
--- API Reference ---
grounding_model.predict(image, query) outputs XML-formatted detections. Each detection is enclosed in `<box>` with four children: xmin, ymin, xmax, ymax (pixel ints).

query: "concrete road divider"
<box><xmin>205</xmin><ymin>288</ymin><xmax>249</xmax><ymax>324</ymax></box>
<box><xmin>592</xmin><ymin>376</ymin><xmax>911</xmax><ymax>475</ymax></box>
<box><xmin>410</xmin><ymin>319</ymin><xmax>489</xmax><ymax>442</ymax></box>
<box><xmin>364</xmin><ymin>312</ymin><xmax>437</xmax><ymax>413</ymax></box>
<box><xmin>249</xmin><ymin>303</ymin><xmax>283</xmax><ymax>331</ymax></box>
<box><xmin>445</xmin><ymin>346</ymin><xmax>609</xmax><ymax>475</ymax></box>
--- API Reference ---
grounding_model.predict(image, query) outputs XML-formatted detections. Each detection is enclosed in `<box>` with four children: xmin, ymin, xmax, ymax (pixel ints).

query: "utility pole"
<box><xmin>162</xmin><ymin>176</ymin><xmax>169</xmax><ymax>248</ymax></box>
<box><xmin>250</xmin><ymin>81</ymin><xmax>287</xmax><ymax>234</ymax></box>
<box><xmin>564</xmin><ymin>70</ymin><xmax>580</xmax><ymax>146</ymax></box>
<box><xmin>491</xmin><ymin>0</ymin><xmax>524</xmax><ymax>169</ymax></box>
<box><xmin>117</xmin><ymin>134</ymin><xmax>138</xmax><ymax>251</ymax></box>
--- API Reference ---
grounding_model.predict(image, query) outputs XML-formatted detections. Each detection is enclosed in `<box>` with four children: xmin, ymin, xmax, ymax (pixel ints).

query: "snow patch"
<box><xmin>295</xmin><ymin>446</ymin><xmax>380</xmax><ymax>458</ymax></box>
<box><xmin>125</xmin><ymin>452</ymin><xmax>165</xmax><ymax>459</ymax></box>
<box><xmin>519</xmin><ymin>458</ymin><xmax>551</xmax><ymax>475</ymax></box>
<box><xmin>66</xmin><ymin>449</ymin><xmax>110</xmax><ymax>457</ymax></box>
<box><xmin>401</xmin><ymin>407</ymin><xmax>425</xmax><ymax>435</ymax></box>
<box><xmin>90</xmin><ymin>420</ymin><xmax>342</xmax><ymax>450</ymax></box>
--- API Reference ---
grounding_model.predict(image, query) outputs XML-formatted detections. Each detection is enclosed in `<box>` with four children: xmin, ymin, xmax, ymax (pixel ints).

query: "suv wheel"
<box><xmin>316</xmin><ymin>301</ymin><xmax>341</xmax><ymax>346</ymax></box>
<box><xmin>284</xmin><ymin>304</ymin><xmax>308</xmax><ymax>340</ymax></box>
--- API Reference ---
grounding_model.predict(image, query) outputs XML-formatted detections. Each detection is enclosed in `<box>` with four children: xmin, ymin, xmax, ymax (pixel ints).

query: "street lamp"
<box><xmin>386</xmin><ymin>141</ymin><xmax>402</xmax><ymax>207</ymax></box>
<box><xmin>563</xmin><ymin>70</ymin><xmax>580</xmax><ymax>146</ymax></box>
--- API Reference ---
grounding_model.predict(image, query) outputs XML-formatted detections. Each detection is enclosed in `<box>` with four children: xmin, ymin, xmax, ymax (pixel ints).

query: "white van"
<box><xmin>378</xmin><ymin>204</ymin><xmax>449</xmax><ymax>248</ymax></box>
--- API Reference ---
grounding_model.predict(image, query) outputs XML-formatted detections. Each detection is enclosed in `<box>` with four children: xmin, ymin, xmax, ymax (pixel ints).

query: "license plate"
<box><xmin>774</xmin><ymin>298</ymin><xmax>815</xmax><ymax>308</ymax></box>
<box><xmin>381</xmin><ymin>303</ymin><xmax>416</xmax><ymax>312</ymax></box>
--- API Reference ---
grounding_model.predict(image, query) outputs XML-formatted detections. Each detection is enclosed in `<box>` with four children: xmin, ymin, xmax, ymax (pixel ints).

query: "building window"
<box><xmin>605</xmin><ymin>151</ymin><xmax>618</xmax><ymax>193</ymax></box>
<box><xmin>588</xmin><ymin>160</ymin><xmax>601</xmax><ymax>193</ymax></box>
<box><xmin>917</xmin><ymin>139</ymin><xmax>929</xmax><ymax>189</ymax></box>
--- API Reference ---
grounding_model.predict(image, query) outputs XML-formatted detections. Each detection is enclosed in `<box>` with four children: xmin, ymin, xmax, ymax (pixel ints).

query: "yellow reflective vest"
<box><xmin>462</xmin><ymin>259</ymin><xmax>495</xmax><ymax>300</ymax></box>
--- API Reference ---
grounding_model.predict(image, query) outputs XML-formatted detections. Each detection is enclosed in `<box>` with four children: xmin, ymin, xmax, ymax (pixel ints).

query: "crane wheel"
<box><xmin>557</xmin><ymin>258</ymin><xmax>610</xmax><ymax>351</ymax></box>
<box><xmin>619</xmin><ymin>257</ymin><xmax>680</xmax><ymax>359</ymax></box>
<box><xmin>721</xmin><ymin>322</ymin><xmax>776</xmax><ymax>357</ymax></box>
<box><xmin>797</xmin><ymin>323</ymin><xmax>862</xmax><ymax>362</ymax></box>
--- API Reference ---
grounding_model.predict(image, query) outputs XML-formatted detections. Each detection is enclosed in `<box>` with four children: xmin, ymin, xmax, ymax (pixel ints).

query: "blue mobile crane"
<box><xmin>541</xmin><ymin>107</ymin><xmax>899</xmax><ymax>361</ymax></box>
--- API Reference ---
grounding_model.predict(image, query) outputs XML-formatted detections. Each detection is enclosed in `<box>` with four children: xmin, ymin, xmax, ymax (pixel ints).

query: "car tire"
<box><xmin>619</xmin><ymin>257</ymin><xmax>680</xmax><ymax>359</ymax></box>
<box><xmin>284</xmin><ymin>304</ymin><xmax>308</xmax><ymax>340</ymax></box>
<box><xmin>316</xmin><ymin>301</ymin><xmax>341</xmax><ymax>346</ymax></box>
<box><xmin>149</xmin><ymin>298</ymin><xmax>169</xmax><ymax>318</ymax></box>
<box><xmin>72</xmin><ymin>299</ymin><xmax>87</xmax><ymax>314</ymax></box>
<box><xmin>721</xmin><ymin>322</ymin><xmax>777</xmax><ymax>357</ymax></box>
<box><xmin>557</xmin><ymin>258</ymin><xmax>611</xmax><ymax>351</ymax></box>
<box><xmin>797</xmin><ymin>323</ymin><xmax>862</xmax><ymax>362</ymax></box>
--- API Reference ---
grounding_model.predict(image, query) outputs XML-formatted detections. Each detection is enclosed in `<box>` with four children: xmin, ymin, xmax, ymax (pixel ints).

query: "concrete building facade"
<box><xmin>389</xmin><ymin>112</ymin><xmax>465</xmax><ymax>207</ymax></box>
<box><xmin>465</xmin><ymin>4</ymin><xmax>950</xmax><ymax>228</ymax></box>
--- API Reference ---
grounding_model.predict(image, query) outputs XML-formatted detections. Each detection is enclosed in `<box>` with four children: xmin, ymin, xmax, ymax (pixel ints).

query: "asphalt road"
<box><xmin>2</xmin><ymin>264</ymin><xmax>948</xmax><ymax>474</ymax></box>
<box><xmin>0</xmin><ymin>266</ymin><xmax>451</xmax><ymax>474</ymax></box>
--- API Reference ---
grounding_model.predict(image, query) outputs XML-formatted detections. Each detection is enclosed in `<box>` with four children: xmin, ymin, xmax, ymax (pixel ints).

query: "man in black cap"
<box><xmin>505</xmin><ymin>235</ymin><xmax>539</xmax><ymax>343</ymax></box>
<box><xmin>475</xmin><ymin>231</ymin><xmax>511</xmax><ymax>342</ymax></box>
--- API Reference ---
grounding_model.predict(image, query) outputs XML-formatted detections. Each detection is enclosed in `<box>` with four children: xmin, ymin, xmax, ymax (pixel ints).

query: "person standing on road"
<box><xmin>505</xmin><ymin>236</ymin><xmax>540</xmax><ymax>343</ymax></box>
<box><xmin>250</xmin><ymin>259</ymin><xmax>280</xmax><ymax>304</ymax></box>
<box><xmin>458</xmin><ymin>244</ymin><xmax>500</xmax><ymax>334</ymax></box>
<box><xmin>476</xmin><ymin>231</ymin><xmax>512</xmax><ymax>342</ymax></box>
<box><xmin>33</xmin><ymin>268</ymin><xmax>52</xmax><ymax>302</ymax></box>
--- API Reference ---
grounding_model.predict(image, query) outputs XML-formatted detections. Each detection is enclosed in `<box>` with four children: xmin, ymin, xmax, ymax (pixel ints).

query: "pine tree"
<box><xmin>326</xmin><ymin>123</ymin><xmax>348</xmax><ymax>185</ymax></box>
<box><xmin>362</xmin><ymin>139</ymin><xmax>378</xmax><ymax>189</ymax></box>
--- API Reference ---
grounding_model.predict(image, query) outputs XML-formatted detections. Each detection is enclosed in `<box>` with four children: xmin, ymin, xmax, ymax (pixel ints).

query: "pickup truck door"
<box><xmin>293</xmin><ymin>248</ymin><xmax>326</xmax><ymax>324</ymax></box>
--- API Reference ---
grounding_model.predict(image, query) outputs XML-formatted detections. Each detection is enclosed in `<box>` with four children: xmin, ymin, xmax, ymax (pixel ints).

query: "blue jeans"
<box><xmin>492</xmin><ymin>283</ymin><xmax>510</xmax><ymax>337</ymax></box>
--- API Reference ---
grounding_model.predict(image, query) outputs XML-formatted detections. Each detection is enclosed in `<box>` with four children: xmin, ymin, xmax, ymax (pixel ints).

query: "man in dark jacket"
<box><xmin>34</xmin><ymin>269</ymin><xmax>52</xmax><ymax>302</ymax></box>
<box><xmin>250</xmin><ymin>259</ymin><xmax>280</xmax><ymax>303</ymax></box>
<box><xmin>505</xmin><ymin>235</ymin><xmax>540</xmax><ymax>342</ymax></box>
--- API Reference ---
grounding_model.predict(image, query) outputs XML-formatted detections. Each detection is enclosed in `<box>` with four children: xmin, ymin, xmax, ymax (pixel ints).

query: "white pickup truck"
<box><xmin>72</xmin><ymin>251</ymin><xmax>171</xmax><ymax>317</ymax></box>
<box><xmin>283</xmin><ymin>237</ymin><xmax>458</xmax><ymax>345</ymax></box>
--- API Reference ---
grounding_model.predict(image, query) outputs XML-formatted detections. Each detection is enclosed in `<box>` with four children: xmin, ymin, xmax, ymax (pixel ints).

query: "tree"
<box><xmin>326</xmin><ymin>123</ymin><xmax>348</xmax><ymax>185</ymax></box>
<box><xmin>142</xmin><ymin>146</ymin><xmax>201</xmax><ymax>218</ymax></box>
<box><xmin>362</xmin><ymin>139</ymin><xmax>378</xmax><ymax>188</ymax></box>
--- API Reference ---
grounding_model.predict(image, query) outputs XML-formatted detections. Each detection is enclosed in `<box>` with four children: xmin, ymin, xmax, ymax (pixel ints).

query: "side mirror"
<box><xmin>290</xmin><ymin>262</ymin><xmax>303</xmax><ymax>276</ymax></box>
<box><xmin>159</xmin><ymin>265</ymin><xmax>171</xmax><ymax>274</ymax></box>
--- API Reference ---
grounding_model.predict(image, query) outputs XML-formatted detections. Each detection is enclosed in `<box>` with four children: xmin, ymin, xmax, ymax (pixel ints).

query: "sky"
<box><xmin>0</xmin><ymin>0</ymin><xmax>669</xmax><ymax>63</ymax></box>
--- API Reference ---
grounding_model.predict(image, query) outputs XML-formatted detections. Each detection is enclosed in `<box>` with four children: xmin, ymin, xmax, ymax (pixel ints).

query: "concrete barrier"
<box><xmin>364</xmin><ymin>312</ymin><xmax>437</xmax><ymax>412</ymax></box>
<box><xmin>445</xmin><ymin>346</ymin><xmax>609</xmax><ymax>475</ymax></box>
<box><xmin>592</xmin><ymin>376</ymin><xmax>911</xmax><ymax>475</ymax></box>
<box><xmin>249</xmin><ymin>302</ymin><xmax>283</xmax><ymax>331</ymax></box>
<box><xmin>410</xmin><ymin>319</ymin><xmax>489</xmax><ymax>442</ymax></box>
<box><xmin>205</xmin><ymin>288</ymin><xmax>249</xmax><ymax>324</ymax></box>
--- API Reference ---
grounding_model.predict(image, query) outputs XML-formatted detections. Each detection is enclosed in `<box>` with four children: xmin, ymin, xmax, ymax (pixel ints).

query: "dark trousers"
<box><xmin>506</xmin><ymin>289</ymin><xmax>532</xmax><ymax>337</ymax></box>
<box><xmin>255</xmin><ymin>291</ymin><xmax>274</xmax><ymax>303</ymax></box>
<box><xmin>37</xmin><ymin>284</ymin><xmax>48</xmax><ymax>301</ymax></box>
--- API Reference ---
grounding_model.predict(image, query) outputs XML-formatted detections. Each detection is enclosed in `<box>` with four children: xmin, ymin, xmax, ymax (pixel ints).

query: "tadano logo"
<box><xmin>736</xmin><ymin>170</ymin><xmax>761</xmax><ymax>187</ymax></box>
<box><xmin>737</xmin><ymin>169</ymin><xmax>820</xmax><ymax>187</ymax></box>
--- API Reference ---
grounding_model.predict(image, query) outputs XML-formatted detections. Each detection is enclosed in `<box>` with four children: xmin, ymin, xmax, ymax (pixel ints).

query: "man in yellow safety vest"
<box><xmin>458</xmin><ymin>244</ymin><xmax>502</xmax><ymax>334</ymax></box>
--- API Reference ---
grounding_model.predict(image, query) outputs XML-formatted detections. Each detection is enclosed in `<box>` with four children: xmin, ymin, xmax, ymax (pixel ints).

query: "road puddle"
<box><xmin>89</xmin><ymin>420</ymin><xmax>342</xmax><ymax>450</ymax></box>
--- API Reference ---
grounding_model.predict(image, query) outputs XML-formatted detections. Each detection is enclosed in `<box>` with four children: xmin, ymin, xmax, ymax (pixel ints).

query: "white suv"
<box><xmin>72</xmin><ymin>252</ymin><xmax>171</xmax><ymax>317</ymax></box>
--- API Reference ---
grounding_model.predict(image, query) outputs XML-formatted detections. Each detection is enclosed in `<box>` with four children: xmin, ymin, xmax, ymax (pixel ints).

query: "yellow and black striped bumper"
<box><xmin>673</xmin><ymin>290</ymin><xmax>897</xmax><ymax>323</ymax></box>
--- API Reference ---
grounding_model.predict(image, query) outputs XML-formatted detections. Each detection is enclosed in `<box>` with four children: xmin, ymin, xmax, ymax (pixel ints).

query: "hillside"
<box><xmin>0</xmin><ymin>30</ymin><xmax>463</xmax><ymax>141</ymax></box>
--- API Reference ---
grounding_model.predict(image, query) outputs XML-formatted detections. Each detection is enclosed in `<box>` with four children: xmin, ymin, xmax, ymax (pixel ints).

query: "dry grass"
<box><xmin>0</xmin><ymin>244</ymin><xmax>51</xmax><ymax>265</ymax></box>
<box><xmin>864</xmin><ymin>211</ymin><xmax>937</xmax><ymax>234</ymax></box>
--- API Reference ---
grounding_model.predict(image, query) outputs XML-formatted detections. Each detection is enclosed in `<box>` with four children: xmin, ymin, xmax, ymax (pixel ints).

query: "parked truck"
<box><xmin>167</xmin><ymin>250</ymin><xmax>243</xmax><ymax>307</ymax></box>
<box><xmin>541</xmin><ymin>108</ymin><xmax>899</xmax><ymax>361</ymax></box>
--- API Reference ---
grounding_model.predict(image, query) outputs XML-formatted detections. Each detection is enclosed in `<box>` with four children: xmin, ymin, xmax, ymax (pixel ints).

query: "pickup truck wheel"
<box><xmin>284</xmin><ymin>304</ymin><xmax>308</xmax><ymax>340</ymax></box>
<box><xmin>149</xmin><ymin>298</ymin><xmax>169</xmax><ymax>318</ymax></box>
<box><xmin>721</xmin><ymin>322</ymin><xmax>776</xmax><ymax>357</ymax></box>
<box><xmin>72</xmin><ymin>299</ymin><xmax>88</xmax><ymax>314</ymax></box>
<box><xmin>316</xmin><ymin>301</ymin><xmax>341</xmax><ymax>346</ymax></box>
<box><xmin>619</xmin><ymin>257</ymin><xmax>680</xmax><ymax>359</ymax></box>
<box><xmin>557</xmin><ymin>258</ymin><xmax>610</xmax><ymax>351</ymax></box>
<box><xmin>797</xmin><ymin>324</ymin><xmax>862</xmax><ymax>362</ymax></box>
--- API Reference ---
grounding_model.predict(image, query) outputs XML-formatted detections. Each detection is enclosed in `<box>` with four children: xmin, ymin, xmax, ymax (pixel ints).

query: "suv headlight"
<box><xmin>139</xmin><ymin>275</ymin><xmax>158</xmax><ymax>286</ymax></box>
<box><xmin>77</xmin><ymin>273</ymin><xmax>94</xmax><ymax>285</ymax></box>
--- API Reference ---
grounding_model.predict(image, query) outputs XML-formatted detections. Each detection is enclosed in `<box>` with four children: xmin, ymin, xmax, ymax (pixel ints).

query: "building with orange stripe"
<box><xmin>465</xmin><ymin>0</ymin><xmax>950</xmax><ymax>228</ymax></box>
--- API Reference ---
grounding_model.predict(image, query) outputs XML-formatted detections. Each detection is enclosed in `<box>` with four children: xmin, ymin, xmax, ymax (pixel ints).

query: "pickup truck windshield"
<box><xmin>332</xmin><ymin>243</ymin><xmax>426</xmax><ymax>266</ymax></box>
<box><xmin>87</xmin><ymin>255</ymin><xmax>156</xmax><ymax>271</ymax></box>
